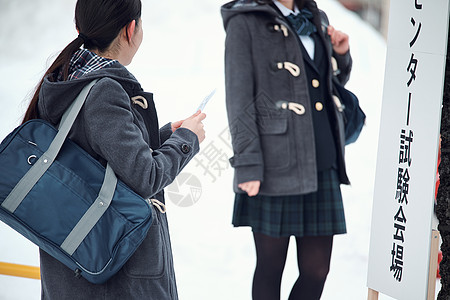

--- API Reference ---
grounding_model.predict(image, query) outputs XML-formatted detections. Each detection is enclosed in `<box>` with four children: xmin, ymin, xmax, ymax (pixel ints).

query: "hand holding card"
<box><xmin>171</xmin><ymin>90</ymin><xmax>213</xmax><ymax>143</ymax></box>
<box><xmin>196</xmin><ymin>88</ymin><xmax>216</xmax><ymax>113</ymax></box>
<box><xmin>180</xmin><ymin>110</ymin><xmax>206</xmax><ymax>143</ymax></box>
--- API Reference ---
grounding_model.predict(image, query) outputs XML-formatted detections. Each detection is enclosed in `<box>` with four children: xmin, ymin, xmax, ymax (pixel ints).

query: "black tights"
<box><xmin>252</xmin><ymin>232</ymin><xmax>333</xmax><ymax>300</ymax></box>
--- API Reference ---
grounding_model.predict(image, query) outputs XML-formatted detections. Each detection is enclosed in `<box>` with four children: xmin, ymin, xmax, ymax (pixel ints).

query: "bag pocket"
<box><xmin>124</xmin><ymin>211</ymin><xmax>165</xmax><ymax>279</ymax></box>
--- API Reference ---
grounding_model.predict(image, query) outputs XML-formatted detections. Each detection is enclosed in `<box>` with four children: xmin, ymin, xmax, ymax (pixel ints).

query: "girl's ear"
<box><xmin>125</xmin><ymin>20</ymin><xmax>136</xmax><ymax>42</ymax></box>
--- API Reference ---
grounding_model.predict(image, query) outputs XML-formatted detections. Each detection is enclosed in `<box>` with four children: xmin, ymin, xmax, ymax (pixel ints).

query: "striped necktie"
<box><xmin>286</xmin><ymin>8</ymin><xmax>317</xmax><ymax>36</ymax></box>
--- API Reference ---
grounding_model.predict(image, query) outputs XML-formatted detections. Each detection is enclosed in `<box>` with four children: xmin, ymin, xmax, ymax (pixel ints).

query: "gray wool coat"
<box><xmin>221</xmin><ymin>0</ymin><xmax>353</xmax><ymax>196</ymax></box>
<box><xmin>37</xmin><ymin>64</ymin><xmax>199</xmax><ymax>299</ymax></box>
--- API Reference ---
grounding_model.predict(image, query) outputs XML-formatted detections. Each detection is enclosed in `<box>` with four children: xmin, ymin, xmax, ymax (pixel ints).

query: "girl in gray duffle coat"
<box><xmin>22</xmin><ymin>0</ymin><xmax>206</xmax><ymax>299</ymax></box>
<box><xmin>222</xmin><ymin>0</ymin><xmax>352</xmax><ymax>299</ymax></box>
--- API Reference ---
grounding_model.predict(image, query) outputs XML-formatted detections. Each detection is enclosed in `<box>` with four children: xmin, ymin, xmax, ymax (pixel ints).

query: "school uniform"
<box><xmin>38</xmin><ymin>49</ymin><xmax>199</xmax><ymax>299</ymax></box>
<box><xmin>222</xmin><ymin>0</ymin><xmax>350</xmax><ymax>237</ymax></box>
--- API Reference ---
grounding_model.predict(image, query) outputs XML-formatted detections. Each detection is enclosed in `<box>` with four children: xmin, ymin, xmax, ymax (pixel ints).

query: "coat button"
<box><xmin>312</xmin><ymin>79</ymin><xmax>320</xmax><ymax>88</ymax></box>
<box><xmin>181</xmin><ymin>144</ymin><xmax>191</xmax><ymax>154</ymax></box>
<box><xmin>331</xmin><ymin>57</ymin><xmax>339</xmax><ymax>73</ymax></box>
<box><xmin>315</xmin><ymin>102</ymin><xmax>324</xmax><ymax>111</ymax></box>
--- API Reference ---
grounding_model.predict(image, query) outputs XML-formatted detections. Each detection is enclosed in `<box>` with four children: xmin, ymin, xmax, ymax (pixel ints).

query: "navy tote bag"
<box><xmin>0</xmin><ymin>80</ymin><xmax>153</xmax><ymax>284</ymax></box>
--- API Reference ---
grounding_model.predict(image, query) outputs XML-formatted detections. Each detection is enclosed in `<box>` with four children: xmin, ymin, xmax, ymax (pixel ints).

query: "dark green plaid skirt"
<box><xmin>232</xmin><ymin>168</ymin><xmax>346</xmax><ymax>237</ymax></box>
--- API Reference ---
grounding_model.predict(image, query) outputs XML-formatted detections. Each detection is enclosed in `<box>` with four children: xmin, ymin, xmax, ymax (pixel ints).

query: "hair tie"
<box><xmin>78</xmin><ymin>33</ymin><xmax>88</xmax><ymax>43</ymax></box>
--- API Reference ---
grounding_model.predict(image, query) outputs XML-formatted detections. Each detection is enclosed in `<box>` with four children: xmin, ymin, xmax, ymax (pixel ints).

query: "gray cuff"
<box><xmin>171</xmin><ymin>127</ymin><xmax>200</xmax><ymax>157</ymax></box>
<box><xmin>235</xmin><ymin>165</ymin><xmax>264</xmax><ymax>185</ymax></box>
<box><xmin>229</xmin><ymin>152</ymin><xmax>264</xmax><ymax>185</ymax></box>
<box><xmin>334</xmin><ymin>50</ymin><xmax>352</xmax><ymax>84</ymax></box>
<box><xmin>229</xmin><ymin>152</ymin><xmax>263</xmax><ymax>167</ymax></box>
<box><xmin>159</xmin><ymin>122</ymin><xmax>173</xmax><ymax>143</ymax></box>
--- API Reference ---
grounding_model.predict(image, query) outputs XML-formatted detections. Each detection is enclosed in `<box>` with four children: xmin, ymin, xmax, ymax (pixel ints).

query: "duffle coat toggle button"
<box><xmin>131</xmin><ymin>95</ymin><xmax>148</xmax><ymax>110</ymax></box>
<box><xmin>276</xmin><ymin>62</ymin><xmax>300</xmax><ymax>77</ymax></box>
<box><xmin>332</xmin><ymin>95</ymin><xmax>345</xmax><ymax>112</ymax></box>
<box><xmin>331</xmin><ymin>57</ymin><xmax>340</xmax><ymax>76</ymax></box>
<box><xmin>276</xmin><ymin>101</ymin><xmax>306</xmax><ymax>115</ymax></box>
<box><xmin>273</xmin><ymin>24</ymin><xmax>289</xmax><ymax>37</ymax></box>
<box><xmin>148</xmin><ymin>198</ymin><xmax>167</xmax><ymax>214</ymax></box>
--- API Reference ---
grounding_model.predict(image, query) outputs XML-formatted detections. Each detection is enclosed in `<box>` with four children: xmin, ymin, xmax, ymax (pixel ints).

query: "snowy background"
<box><xmin>0</xmin><ymin>0</ymin><xmax>438</xmax><ymax>299</ymax></box>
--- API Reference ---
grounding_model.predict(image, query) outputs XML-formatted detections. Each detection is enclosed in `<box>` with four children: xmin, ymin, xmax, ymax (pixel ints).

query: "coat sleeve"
<box><xmin>224</xmin><ymin>15</ymin><xmax>264</xmax><ymax>184</ymax></box>
<box><xmin>159</xmin><ymin>122</ymin><xmax>173</xmax><ymax>144</ymax></box>
<box><xmin>319</xmin><ymin>10</ymin><xmax>353</xmax><ymax>85</ymax></box>
<box><xmin>83</xmin><ymin>78</ymin><xmax>199</xmax><ymax>199</ymax></box>
<box><xmin>333</xmin><ymin>50</ymin><xmax>352</xmax><ymax>85</ymax></box>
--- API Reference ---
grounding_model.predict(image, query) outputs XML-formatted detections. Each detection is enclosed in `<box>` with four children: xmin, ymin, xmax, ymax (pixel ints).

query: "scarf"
<box><xmin>63</xmin><ymin>49</ymin><xmax>117</xmax><ymax>81</ymax></box>
<box><xmin>285</xmin><ymin>8</ymin><xmax>317</xmax><ymax>36</ymax></box>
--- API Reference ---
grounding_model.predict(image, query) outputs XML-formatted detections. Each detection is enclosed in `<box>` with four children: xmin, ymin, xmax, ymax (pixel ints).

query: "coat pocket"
<box><xmin>258</xmin><ymin>118</ymin><xmax>290</xmax><ymax>170</ymax></box>
<box><xmin>123</xmin><ymin>212</ymin><xmax>165</xmax><ymax>279</ymax></box>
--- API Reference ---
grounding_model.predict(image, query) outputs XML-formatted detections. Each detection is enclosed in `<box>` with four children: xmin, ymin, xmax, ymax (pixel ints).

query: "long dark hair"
<box><xmin>22</xmin><ymin>0</ymin><xmax>142</xmax><ymax>124</ymax></box>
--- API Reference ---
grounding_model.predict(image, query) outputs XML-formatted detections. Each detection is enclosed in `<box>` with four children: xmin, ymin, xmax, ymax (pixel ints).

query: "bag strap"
<box><xmin>318</xmin><ymin>13</ymin><xmax>344</xmax><ymax>83</ymax></box>
<box><xmin>2</xmin><ymin>79</ymin><xmax>118</xmax><ymax>255</ymax></box>
<box><xmin>61</xmin><ymin>163</ymin><xmax>117</xmax><ymax>255</ymax></box>
<box><xmin>3</xmin><ymin>80</ymin><xmax>99</xmax><ymax>212</ymax></box>
<box><xmin>318</xmin><ymin>11</ymin><xmax>330</xmax><ymax>41</ymax></box>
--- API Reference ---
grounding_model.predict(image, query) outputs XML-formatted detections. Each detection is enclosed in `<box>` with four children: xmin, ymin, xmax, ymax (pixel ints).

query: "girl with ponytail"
<box><xmin>25</xmin><ymin>1</ymin><xmax>206</xmax><ymax>299</ymax></box>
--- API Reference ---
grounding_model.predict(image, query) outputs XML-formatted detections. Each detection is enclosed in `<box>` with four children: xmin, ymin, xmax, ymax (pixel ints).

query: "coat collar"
<box><xmin>273</xmin><ymin>0</ymin><xmax>300</xmax><ymax>16</ymax></box>
<box><xmin>270</xmin><ymin>3</ymin><xmax>332</xmax><ymax>75</ymax></box>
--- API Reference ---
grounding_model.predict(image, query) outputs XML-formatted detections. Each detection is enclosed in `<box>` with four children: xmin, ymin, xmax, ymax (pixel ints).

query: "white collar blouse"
<box><xmin>273</xmin><ymin>0</ymin><xmax>315</xmax><ymax>60</ymax></box>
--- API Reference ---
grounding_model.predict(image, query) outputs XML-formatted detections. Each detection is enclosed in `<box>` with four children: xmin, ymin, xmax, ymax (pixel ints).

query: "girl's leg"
<box><xmin>252</xmin><ymin>232</ymin><xmax>290</xmax><ymax>300</ymax></box>
<box><xmin>288</xmin><ymin>236</ymin><xmax>333</xmax><ymax>300</ymax></box>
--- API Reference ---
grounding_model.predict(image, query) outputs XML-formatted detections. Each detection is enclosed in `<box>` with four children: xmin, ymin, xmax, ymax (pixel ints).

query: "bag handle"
<box><xmin>61</xmin><ymin>163</ymin><xmax>117</xmax><ymax>255</ymax></box>
<box><xmin>3</xmin><ymin>80</ymin><xmax>100</xmax><ymax>212</ymax></box>
<box><xmin>2</xmin><ymin>79</ymin><xmax>118</xmax><ymax>255</ymax></box>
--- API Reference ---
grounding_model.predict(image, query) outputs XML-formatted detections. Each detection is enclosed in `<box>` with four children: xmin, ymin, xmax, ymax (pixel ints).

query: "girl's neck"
<box><xmin>277</xmin><ymin>0</ymin><xmax>295</xmax><ymax>11</ymax></box>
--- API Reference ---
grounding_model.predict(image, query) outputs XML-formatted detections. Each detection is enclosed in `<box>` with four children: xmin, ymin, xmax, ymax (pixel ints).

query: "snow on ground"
<box><xmin>0</xmin><ymin>0</ymin><xmax>437</xmax><ymax>299</ymax></box>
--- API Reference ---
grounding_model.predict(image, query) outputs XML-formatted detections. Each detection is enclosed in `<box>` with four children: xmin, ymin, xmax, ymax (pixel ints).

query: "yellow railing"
<box><xmin>0</xmin><ymin>262</ymin><xmax>40</xmax><ymax>280</ymax></box>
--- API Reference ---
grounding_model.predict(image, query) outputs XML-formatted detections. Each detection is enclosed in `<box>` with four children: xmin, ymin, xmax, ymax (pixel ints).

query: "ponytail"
<box><xmin>22</xmin><ymin>0</ymin><xmax>142</xmax><ymax>124</ymax></box>
<box><xmin>22</xmin><ymin>36</ymin><xmax>84</xmax><ymax>124</ymax></box>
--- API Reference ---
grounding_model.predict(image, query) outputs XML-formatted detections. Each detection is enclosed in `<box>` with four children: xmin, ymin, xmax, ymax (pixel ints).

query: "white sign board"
<box><xmin>367</xmin><ymin>0</ymin><xmax>450</xmax><ymax>299</ymax></box>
